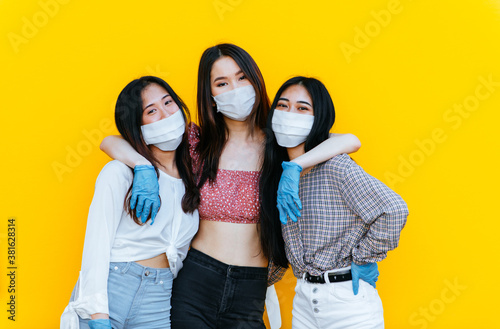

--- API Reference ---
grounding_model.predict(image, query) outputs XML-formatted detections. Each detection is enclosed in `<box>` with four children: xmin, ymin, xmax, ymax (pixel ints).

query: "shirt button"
<box><xmin>145</xmin><ymin>270</ymin><xmax>150</xmax><ymax>276</ymax></box>
<box><xmin>160</xmin><ymin>281</ymin><xmax>163</xmax><ymax>284</ymax></box>
<box><xmin>314</xmin><ymin>308</ymin><xmax>319</xmax><ymax>313</ymax></box>
<box><xmin>312</xmin><ymin>287</ymin><xmax>318</xmax><ymax>293</ymax></box>
<box><xmin>114</xmin><ymin>266</ymin><xmax>118</xmax><ymax>271</ymax></box>
<box><xmin>312</xmin><ymin>299</ymin><xmax>318</xmax><ymax>304</ymax></box>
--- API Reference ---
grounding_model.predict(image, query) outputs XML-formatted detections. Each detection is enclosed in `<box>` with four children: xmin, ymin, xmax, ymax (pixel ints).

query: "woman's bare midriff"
<box><xmin>135</xmin><ymin>253</ymin><xmax>169</xmax><ymax>268</ymax></box>
<box><xmin>191</xmin><ymin>219</ymin><xmax>268</xmax><ymax>267</ymax></box>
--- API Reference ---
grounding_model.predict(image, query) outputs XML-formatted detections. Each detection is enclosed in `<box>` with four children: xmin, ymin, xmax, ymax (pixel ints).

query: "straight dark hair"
<box><xmin>115</xmin><ymin>76</ymin><xmax>199</xmax><ymax>225</ymax></box>
<box><xmin>196</xmin><ymin>43</ymin><xmax>270</xmax><ymax>186</ymax></box>
<box><xmin>260</xmin><ymin>76</ymin><xmax>336</xmax><ymax>268</ymax></box>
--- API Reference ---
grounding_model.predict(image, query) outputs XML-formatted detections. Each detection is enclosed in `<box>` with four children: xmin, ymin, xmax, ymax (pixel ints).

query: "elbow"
<box><xmin>347</xmin><ymin>134</ymin><xmax>362</xmax><ymax>153</ymax></box>
<box><xmin>390</xmin><ymin>207</ymin><xmax>409</xmax><ymax>230</ymax></box>
<box><xmin>100</xmin><ymin>136</ymin><xmax>111</xmax><ymax>152</ymax></box>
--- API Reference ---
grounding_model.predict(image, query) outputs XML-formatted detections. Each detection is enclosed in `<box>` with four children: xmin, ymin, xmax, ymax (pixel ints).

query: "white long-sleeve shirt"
<box><xmin>61</xmin><ymin>160</ymin><xmax>199</xmax><ymax>329</ymax></box>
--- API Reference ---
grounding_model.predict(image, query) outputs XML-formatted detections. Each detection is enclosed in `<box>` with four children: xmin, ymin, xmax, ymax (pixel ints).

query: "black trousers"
<box><xmin>171</xmin><ymin>248</ymin><xmax>267</xmax><ymax>329</ymax></box>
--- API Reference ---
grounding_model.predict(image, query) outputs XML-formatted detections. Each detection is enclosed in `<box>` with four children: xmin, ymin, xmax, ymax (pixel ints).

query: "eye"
<box><xmin>298</xmin><ymin>106</ymin><xmax>309</xmax><ymax>111</ymax></box>
<box><xmin>238</xmin><ymin>75</ymin><xmax>247</xmax><ymax>81</ymax></box>
<box><xmin>165</xmin><ymin>100</ymin><xmax>172</xmax><ymax>105</ymax></box>
<box><xmin>147</xmin><ymin>108</ymin><xmax>156</xmax><ymax>115</ymax></box>
<box><xmin>216</xmin><ymin>82</ymin><xmax>228</xmax><ymax>87</ymax></box>
<box><xmin>277</xmin><ymin>103</ymin><xmax>287</xmax><ymax>108</ymax></box>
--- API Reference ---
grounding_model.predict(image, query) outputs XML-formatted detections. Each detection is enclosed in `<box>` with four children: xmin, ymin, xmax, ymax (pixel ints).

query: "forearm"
<box><xmin>292</xmin><ymin>133</ymin><xmax>361</xmax><ymax>169</ymax></box>
<box><xmin>340</xmin><ymin>160</ymin><xmax>409</xmax><ymax>264</ymax></box>
<box><xmin>100</xmin><ymin>135</ymin><xmax>151</xmax><ymax>168</ymax></box>
<box><xmin>352</xmin><ymin>210</ymin><xmax>408</xmax><ymax>264</ymax></box>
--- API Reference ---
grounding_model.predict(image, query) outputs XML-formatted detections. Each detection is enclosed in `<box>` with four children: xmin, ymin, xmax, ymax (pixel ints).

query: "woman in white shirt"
<box><xmin>60</xmin><ymin>76</ymin><xmax>200</xmax><ymax>329</ymax></box>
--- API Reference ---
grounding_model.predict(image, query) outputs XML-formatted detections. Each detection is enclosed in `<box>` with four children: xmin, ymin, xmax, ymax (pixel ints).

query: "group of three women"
<box><xmin>61</xmin><ymin>43</ymin><xmax>408</xmax><ymax>329</ymax></box>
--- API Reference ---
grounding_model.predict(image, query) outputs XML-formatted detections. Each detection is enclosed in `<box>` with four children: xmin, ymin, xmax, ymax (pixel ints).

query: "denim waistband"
<box><xmin>110</xmin><ymin>261</ymin><xmax>172</xmax><ymax>284</ymax></box>
<box><xmin>187</xmin><ymin>248</ymin><xmax>267</xmax><ymax>280</ymax></box>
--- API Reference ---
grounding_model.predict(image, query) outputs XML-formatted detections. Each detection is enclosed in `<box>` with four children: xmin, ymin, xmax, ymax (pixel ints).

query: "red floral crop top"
<box><xmin>188</xmin><ymin>124</ymin><xmax>260</xmax><ymax>224</ymax></box>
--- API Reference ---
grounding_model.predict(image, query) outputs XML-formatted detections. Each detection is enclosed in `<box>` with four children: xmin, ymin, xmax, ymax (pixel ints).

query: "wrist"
<box><xmin>134</xmin><ymin>164</ymin><xmax>155</xmax><ymax>172</ymax></box>
<box><xmin>282</xmin><ymin>161</ymin><xmax>303</xmax><ymax>172</ymax></box>
<box><xmin>290</xmin><ymin>158</ymin><xmax>305</xmax><ymax>169</ymax></box>
<box><xmin>134</xmin><ymin>159</ymin><xmax>152</xmax><ymax>166</ymax></box>
<box><xmin>91</xmin><ymin>313</ymin><xmax>109</xmax><ymax>320</ymax></box>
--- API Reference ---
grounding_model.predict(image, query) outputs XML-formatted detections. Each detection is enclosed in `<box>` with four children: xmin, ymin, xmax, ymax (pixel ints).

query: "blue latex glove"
<box><xmin>131</xmin><ymin>165</ymin><xmax>160</xmax><ymax>225</ymax></box>
<box><xmin>277</xmin><ymin>161</ymin><xmax>303</xmax><ymax>224</ymax></box>
<box><xmin>351</xmin><ymin>262</ymin><xmax>379</xmax><ymax>295</ymax></box>
<box><xmin>88</xmin><ymin>318</ymin><xmax>112</xmax><ymax>329</ymax></box>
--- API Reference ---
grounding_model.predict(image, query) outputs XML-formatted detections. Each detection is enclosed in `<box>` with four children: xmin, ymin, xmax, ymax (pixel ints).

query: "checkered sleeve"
<box><xmin>267</xmin><ymin>259</ymin><xmax>288</xmax><ymax>286</ymax></box>
<box><xmin>338</xmin><ymin>157</ymin><xmax>409</xmax><ymax>264</ymax></box>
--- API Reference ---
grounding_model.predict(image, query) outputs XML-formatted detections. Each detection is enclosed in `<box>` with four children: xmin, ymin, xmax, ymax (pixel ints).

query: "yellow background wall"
<box><xmin>1</xmin><ymin>0</ymin><xmax>499</xmax><ymax>328</ymax></box>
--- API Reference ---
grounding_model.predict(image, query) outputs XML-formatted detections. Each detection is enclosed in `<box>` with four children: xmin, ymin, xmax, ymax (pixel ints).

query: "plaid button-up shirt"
<box><xmin>282</xmin><ymin>154</ymin><xmax>409</xmax><ymax>279</ymax></box>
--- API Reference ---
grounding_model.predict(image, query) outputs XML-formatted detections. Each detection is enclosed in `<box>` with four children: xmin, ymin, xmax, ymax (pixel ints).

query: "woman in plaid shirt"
<box><xmin>260</xmin><ymin>76</ymin><xmax>409</xmax><ymax>329</ymax></box>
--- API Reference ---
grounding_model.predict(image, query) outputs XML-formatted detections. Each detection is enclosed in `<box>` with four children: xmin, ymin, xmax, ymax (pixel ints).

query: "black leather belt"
<box><xmin>304</xmin><ymin>270</ymin><xmax>352</xmax><ymax>284</ymax></box>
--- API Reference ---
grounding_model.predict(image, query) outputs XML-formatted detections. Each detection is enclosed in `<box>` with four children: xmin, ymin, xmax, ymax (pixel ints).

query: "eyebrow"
<box><xmin>278</xmin><ymin>97</ymin><xmax>312</xmax><ymax>107</ymax></box>
<box><xmin>144</xmin><ymin>94</ymin><xmax>169</xmax><ymax>110</ymax></box>
<box><xmin>213</xmin><ymin>70</ymin><xmax>244</xmax><ymax>83</ymax></box>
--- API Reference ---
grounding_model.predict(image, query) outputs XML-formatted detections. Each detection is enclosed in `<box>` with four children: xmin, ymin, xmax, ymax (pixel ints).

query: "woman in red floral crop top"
<box><xmin>100</xmin><ymin>44</ymin><xmax>361</xmax><ymax>328</ymax></box>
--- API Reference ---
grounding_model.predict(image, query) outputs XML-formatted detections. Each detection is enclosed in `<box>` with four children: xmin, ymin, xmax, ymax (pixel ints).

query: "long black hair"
<box><xmin>115</xmin><ymin>76</ymin><xmax>199</xmax><ymax>225</ymax></box>
<box><xmin>196</xmin><ymin>43</ymin><xmax>270</xmax><ymax>187</ymax></box>
<box><xmin>260</xmin><ymin>76</ymin><xmax>336</xmax><ymax>268</ymax></box>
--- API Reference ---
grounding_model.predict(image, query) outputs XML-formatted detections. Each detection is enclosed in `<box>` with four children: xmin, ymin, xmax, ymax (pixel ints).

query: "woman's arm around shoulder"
<box><xmin>277</xmin><ymin>133</ymin><xmax>361</xmax><ymax>224</ymax></box>
<box><xmin>292</xmin><ymin>133</ymin><xmax>361</xmax><ymax>169</ymax></box>
<box><xmin>100</xmin><ymin>135</ymin><xmax>151</xmax><ymax>168</ymax></box>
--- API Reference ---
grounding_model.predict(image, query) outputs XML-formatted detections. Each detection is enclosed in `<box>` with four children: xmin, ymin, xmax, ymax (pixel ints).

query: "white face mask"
<box><xmin>212</xmin><ymin>85</ymin><xmax>256</xmax><ymax>121</ymax></box>
<box><xmin>271</xmin><ymin>110</ymin><xmax>315</xmax><ymax>148</ymax></box>
<box><xmin>141</xmin><ymin>110</ymin><xmax>185</xmax><ymax>151</ymax></box>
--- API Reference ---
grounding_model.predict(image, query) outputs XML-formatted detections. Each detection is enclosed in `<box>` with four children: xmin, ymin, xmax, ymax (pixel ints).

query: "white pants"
<box><xmin>292</xmin><ymin>271</ymin><xmax>384</xmax><ymax>329</ymax></box>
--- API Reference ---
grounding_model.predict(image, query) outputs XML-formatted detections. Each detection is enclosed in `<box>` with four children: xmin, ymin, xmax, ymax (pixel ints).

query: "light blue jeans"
<box><xmin>70</xmin><ymin>261</ymin><xmax>173</xmax><ymax>329</ymax></box>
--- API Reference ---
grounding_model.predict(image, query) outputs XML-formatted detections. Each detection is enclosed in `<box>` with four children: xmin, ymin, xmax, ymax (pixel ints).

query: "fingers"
<box><xmin>351</xmin><ymin>263</ymin><xmax>378</xmax><ymax>292</ymax></box>
<box><xmin>288</xmin><ymin>196</ymin><xmax>301</xmax><ymax>219</ymax></box>
<box><xmin>373</xmin><ymin>268</ymin><xmax>379</xmax><ymax>286</ymax></box>
<box><xmin>364</xmin><ymin>263</ymin><xmax>379</xmax><ymax>288</ymax></box>
<box><xmin>351</xmin><ymin>263</ymin><xmax>360</xmax><ymax>295</ymax></box>
<box><xmin>352</xmin><ymin>281</ymin><xmax>359</xmax><ymax>295</ymax></box>
<box><xmin>286</xmin><ymin>175</ymin><xmax>302</xmax><ymax>210</ymax></box>
<box><xmin>141</xmin><ymin>199</ymin><xmax>152</xmax><ymax>224</ymax></box>
<box><xmin>293</xmin><ymin>194</ymin><xmax>303</xmax><ymax>210</ymax></box>
<box><xmin>285</xmin><ymin>194</ymin><xmax>301</xmax><ymax>221</ymax></box>
<box><xmin>135</xmin><ymin>195</ymin><xmax>145</xmax><ymax>221</ymax></box>
<box><xmin>370</xmin><ymin>266</ymin><xmax>379</xmax><ymax>287</ymax></box>
<box><xmin>277</xmin><ymin>193</ymin><xmax>302</xmax><ymax>224</ymax></box>
<box><xmin>287</xmin><ymin>206</ymin><xmax>298</xmax><ymax>223</ymax></box>
<box><xmin>150</xmin><ymin>199</ymin><xmax>161</xmax><ymax>225</ymax></box>
<box><xmin>352</xmin><ymin>273</ymin><xmax>360</xmax><ymax>295</ymax></box>
<box><xmin>130</xmin><ymin>191</ymin><xmax>138</xmax><ymax>210</ymax></box>
<box><xmin>277</xmin><ymin>203</ymin><xmax>288</xmax><ymax>225</ymax></box>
